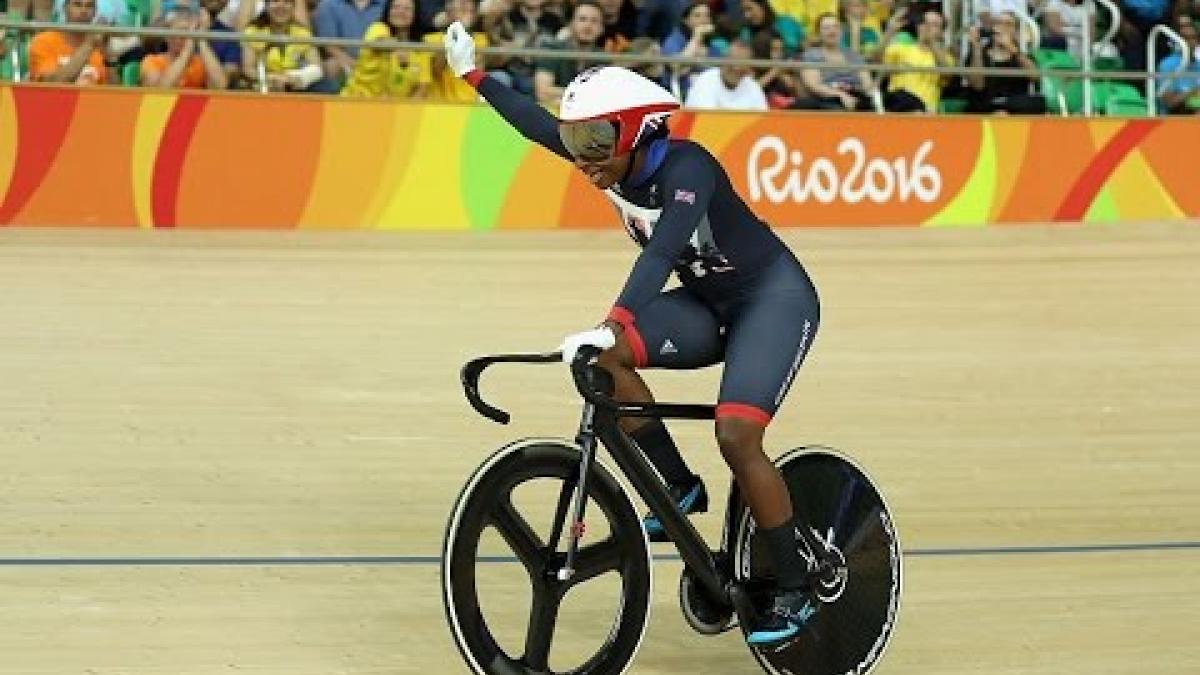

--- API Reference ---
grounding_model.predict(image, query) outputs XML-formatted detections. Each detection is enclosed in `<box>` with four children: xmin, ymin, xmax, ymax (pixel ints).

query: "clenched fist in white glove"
<box><xmin>558</xmin><ymin>326</ymin><xmax>617</xmax><ymax>364</ymax></box>
<box><xmin>444</xmin><ymin>21</ymin><xmax>477</xmax><ymax>77</ymax></box>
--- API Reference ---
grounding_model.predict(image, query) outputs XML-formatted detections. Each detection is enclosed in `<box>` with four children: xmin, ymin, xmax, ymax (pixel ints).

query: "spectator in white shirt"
<box><xmin>684</xmin><ymin>38</ymin><xmax>769</xmax><ymax>110</ymax></box>
<box><xmin>976</xmin><ymin>0</ymin><xmax>1028</xmax><ymax>27</ymax></box>
<box><xmin>1041</xmin><ymin>0</ymin><xmax>1094</xmax><ymax>59</ymax></box>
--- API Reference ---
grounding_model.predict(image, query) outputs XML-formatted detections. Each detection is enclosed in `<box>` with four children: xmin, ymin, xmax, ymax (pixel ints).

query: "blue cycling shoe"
<box><xmin>642</xmin><ymin>478</ymin><xmax>708</xmax><ymax>542</ymax></box>
<box><xmin>745</xmin><ymin>587</ymin><xmax>819</xmax><ymax>646</ymax></box>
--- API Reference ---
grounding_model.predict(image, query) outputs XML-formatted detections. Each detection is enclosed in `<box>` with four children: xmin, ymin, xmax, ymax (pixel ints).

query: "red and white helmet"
<box><xmin>558</xmin><ymin>66</ymin><xmax>680</xmax><ymax>159</ymax></box>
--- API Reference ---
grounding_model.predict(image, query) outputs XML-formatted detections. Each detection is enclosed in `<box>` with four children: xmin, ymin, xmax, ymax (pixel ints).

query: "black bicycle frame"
<box><xmin>461</xmin><ymin>348</ymin><xmax>730</xmax><ymax>603</ymax></box>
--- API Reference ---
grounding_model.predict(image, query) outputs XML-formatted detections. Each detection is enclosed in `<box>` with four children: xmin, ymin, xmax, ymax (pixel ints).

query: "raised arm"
<box><xmin>443</xmin><ymin>21</ymin><xmax>573</xmax><ymax>160</ymax></box>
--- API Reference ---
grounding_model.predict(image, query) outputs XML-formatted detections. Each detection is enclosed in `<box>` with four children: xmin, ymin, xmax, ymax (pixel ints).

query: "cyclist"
<box><xmin>444</xmin><ymin>22</ymin><xmax>823</xmax><ymax>646</ymax></box>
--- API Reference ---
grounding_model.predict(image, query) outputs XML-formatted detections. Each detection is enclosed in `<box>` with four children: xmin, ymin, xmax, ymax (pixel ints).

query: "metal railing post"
<box><xmin>1147</xmin><ymin>25</ymin><xmax>1190</xmax><ymax>117</ymax></box>
<box><xmin>1081</xmin><ymin>0</ymin><xmax>1094</xmax><ymax>116</ymax></box>
<box><xmin>256</xmin><ymin>59</ymin><xmax>269</xmax><ymax>94</ymax></box>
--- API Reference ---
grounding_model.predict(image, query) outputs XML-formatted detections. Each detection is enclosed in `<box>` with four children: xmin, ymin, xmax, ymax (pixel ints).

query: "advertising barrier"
<box><xmin>1</xmin><ymin>85</ymin><xmax>1198</xmax><ymax>229</ymax></box>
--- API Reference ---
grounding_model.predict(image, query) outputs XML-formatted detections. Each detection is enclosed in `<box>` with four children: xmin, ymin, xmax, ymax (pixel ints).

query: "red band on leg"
<box><xmin>716</xmin><ymin>403</ymin><xmax>772</xmax><ymax>426</ymax></box>
<box><xmin>608</xmin><ymin>306</ymin><xmax>635</xmax><ymax>327</ymax></box>
<box><xmin>624</xmin><ymin>323</ymin><xmax>648</xmax><ymax>368</ymax></box>
<box><xmin>607</xmin><ymin>306</ymin><xmax>646</xmax><ymax>367</ymax></box>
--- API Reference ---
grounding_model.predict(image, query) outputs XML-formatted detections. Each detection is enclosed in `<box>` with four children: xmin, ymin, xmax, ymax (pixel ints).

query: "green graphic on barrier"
<box><xmin>462</xmin><ymin>108</ymin><xmax>529</xmax><ymax>230</ymax></box>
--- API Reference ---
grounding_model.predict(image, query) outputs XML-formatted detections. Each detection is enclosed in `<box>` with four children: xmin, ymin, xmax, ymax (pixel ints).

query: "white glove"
<box><xmin>558</xmin><ymin>326</ymin><xmax>616</xmax><ymax>364</ymax></box>
<box><xmin>444</xmin><ymin>21</ymin><xmax>477</xmax><ymax>78</ymax></box>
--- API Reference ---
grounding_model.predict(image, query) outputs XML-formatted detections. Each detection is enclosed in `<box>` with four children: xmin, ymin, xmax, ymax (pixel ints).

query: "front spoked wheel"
<box><xmin>442</xmin><ymin>440</ymin><xmax>652</xmax><ymax>675</ymax></box>
<box><xmin>731</xmin><ymin>446</ymin><xmax>903</xmax><ymax>675</ymax></box>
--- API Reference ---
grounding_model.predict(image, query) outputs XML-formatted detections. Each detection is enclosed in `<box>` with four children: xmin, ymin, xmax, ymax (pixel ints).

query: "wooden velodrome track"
<box><xmin>1</xmin><ymin>223</ymin><xmax>1197</xmax><ymax>674</ymax></box>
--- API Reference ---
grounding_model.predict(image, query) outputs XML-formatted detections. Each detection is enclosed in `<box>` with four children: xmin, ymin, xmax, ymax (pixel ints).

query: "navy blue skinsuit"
<box><xmin>474</xmin><ymin>74</ymin><xmax>821</xmax><ymax>425</ymax></box>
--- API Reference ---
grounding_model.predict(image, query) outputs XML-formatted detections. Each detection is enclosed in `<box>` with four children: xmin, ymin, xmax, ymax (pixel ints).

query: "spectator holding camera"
<box><xmin>794</xmin><ymin>12</ymin><xmax>877</xmax><ymax>109</ymax></box>
<box><xmin>140</xmin><ymin>7</ymin><xmax>229</xmax><ymax>88</ymax></box>
<box><xmin>29</xmin><ymin>0</ymin><xmax>111</xmax><ymax>84</ymax></box>
<box><xmin>964</xmin><ymin>11</ymin><xmax>1045</xmax><ymax>112</ymax></box>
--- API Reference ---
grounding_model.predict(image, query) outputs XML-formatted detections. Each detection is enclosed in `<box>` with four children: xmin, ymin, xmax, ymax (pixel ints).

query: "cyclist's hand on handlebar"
<box><xmin>558</xmin><ymin>326</ymin><xmax>616</xmax><ymax>364</ymax></box>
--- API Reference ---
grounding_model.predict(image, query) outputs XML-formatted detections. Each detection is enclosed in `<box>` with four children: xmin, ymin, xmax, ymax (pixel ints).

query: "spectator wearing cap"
<box><xmin>140</xmin><ymin>6</ymin><xmax>230</xmax><ymax>87</ymax></box>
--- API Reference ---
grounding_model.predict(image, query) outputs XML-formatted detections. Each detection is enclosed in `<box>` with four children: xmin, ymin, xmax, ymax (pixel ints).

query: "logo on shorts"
<box><xmin>674</xmin><ymin>189</ymin><xmax>696</xmax><ymax>205</ymax></box>
<box><xmin>660</xmin><ymin>339</ymin><xmax>678</xmax><ymax>355</ymax></box>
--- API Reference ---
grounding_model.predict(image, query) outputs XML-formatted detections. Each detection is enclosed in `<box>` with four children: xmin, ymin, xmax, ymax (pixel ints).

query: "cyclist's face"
<box><xmin>569</xmin><ymin>152</ymin><xmax>624</xmax><ymax>189</ymax></box>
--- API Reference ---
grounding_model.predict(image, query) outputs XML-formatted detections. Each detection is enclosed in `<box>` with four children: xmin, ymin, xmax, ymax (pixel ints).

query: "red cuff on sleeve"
<box><xmin>464</xmin><ymin>69</ymin><xmax>485</xmax><ymax>87</ymax></box>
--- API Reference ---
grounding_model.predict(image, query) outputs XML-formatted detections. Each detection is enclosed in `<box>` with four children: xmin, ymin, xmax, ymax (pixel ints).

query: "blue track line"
<box><xmin>0</xmin><ymin>541</ymin><xmax>1197</xmax><ymax>567</ymax></box>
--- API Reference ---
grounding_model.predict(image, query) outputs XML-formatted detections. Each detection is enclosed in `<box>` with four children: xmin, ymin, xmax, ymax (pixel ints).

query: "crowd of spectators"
<box><xmin>2</xmin><ymin>0</ymin><xmax>1199</xmax><ymax>114</ymax></box>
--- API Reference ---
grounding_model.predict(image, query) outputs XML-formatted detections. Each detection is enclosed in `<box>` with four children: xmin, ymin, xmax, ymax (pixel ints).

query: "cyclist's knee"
<box><xmin>715</xmin><ymin>418</ymin><xmax>765</xmax><ymax>468</ymax></box>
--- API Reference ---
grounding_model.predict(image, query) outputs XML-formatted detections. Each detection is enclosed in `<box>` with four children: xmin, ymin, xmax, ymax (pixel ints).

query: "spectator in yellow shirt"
<box><xmin>241</xmin><ymin>0</ymin><xmax>324</xmax><ymax>91</ymax></box>
<box><xmin>880</xmin><ymin>8</ymin><xmax>955</xmax><ymax>112</ymax></box>
<box><xmin>768</xmin><ymin>0</ymin><xmax>833</xmax><ymax>40</ymax></box>
<box><xmin>342</xmin><ymin>0</ymin><xmax>431</xmax><ymax>96</ymax></box>
<box><xmin>413</xmin><ymin>0</ymin><xmax>489</xmax><ymax>102</ymax></box>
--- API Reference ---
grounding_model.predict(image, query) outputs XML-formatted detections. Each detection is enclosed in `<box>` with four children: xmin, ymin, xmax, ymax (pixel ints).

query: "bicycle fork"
<box><xmin>551</xmin><ymin>401</ymin><xmax>599</xmax><ymax>582</ymax></box>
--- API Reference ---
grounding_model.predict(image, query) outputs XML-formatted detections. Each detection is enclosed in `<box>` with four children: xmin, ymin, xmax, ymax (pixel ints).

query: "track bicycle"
<box><xmin>442</xmin><ymin>348</ymin><xmax>902</xmax><ymax>675</ymax></box>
